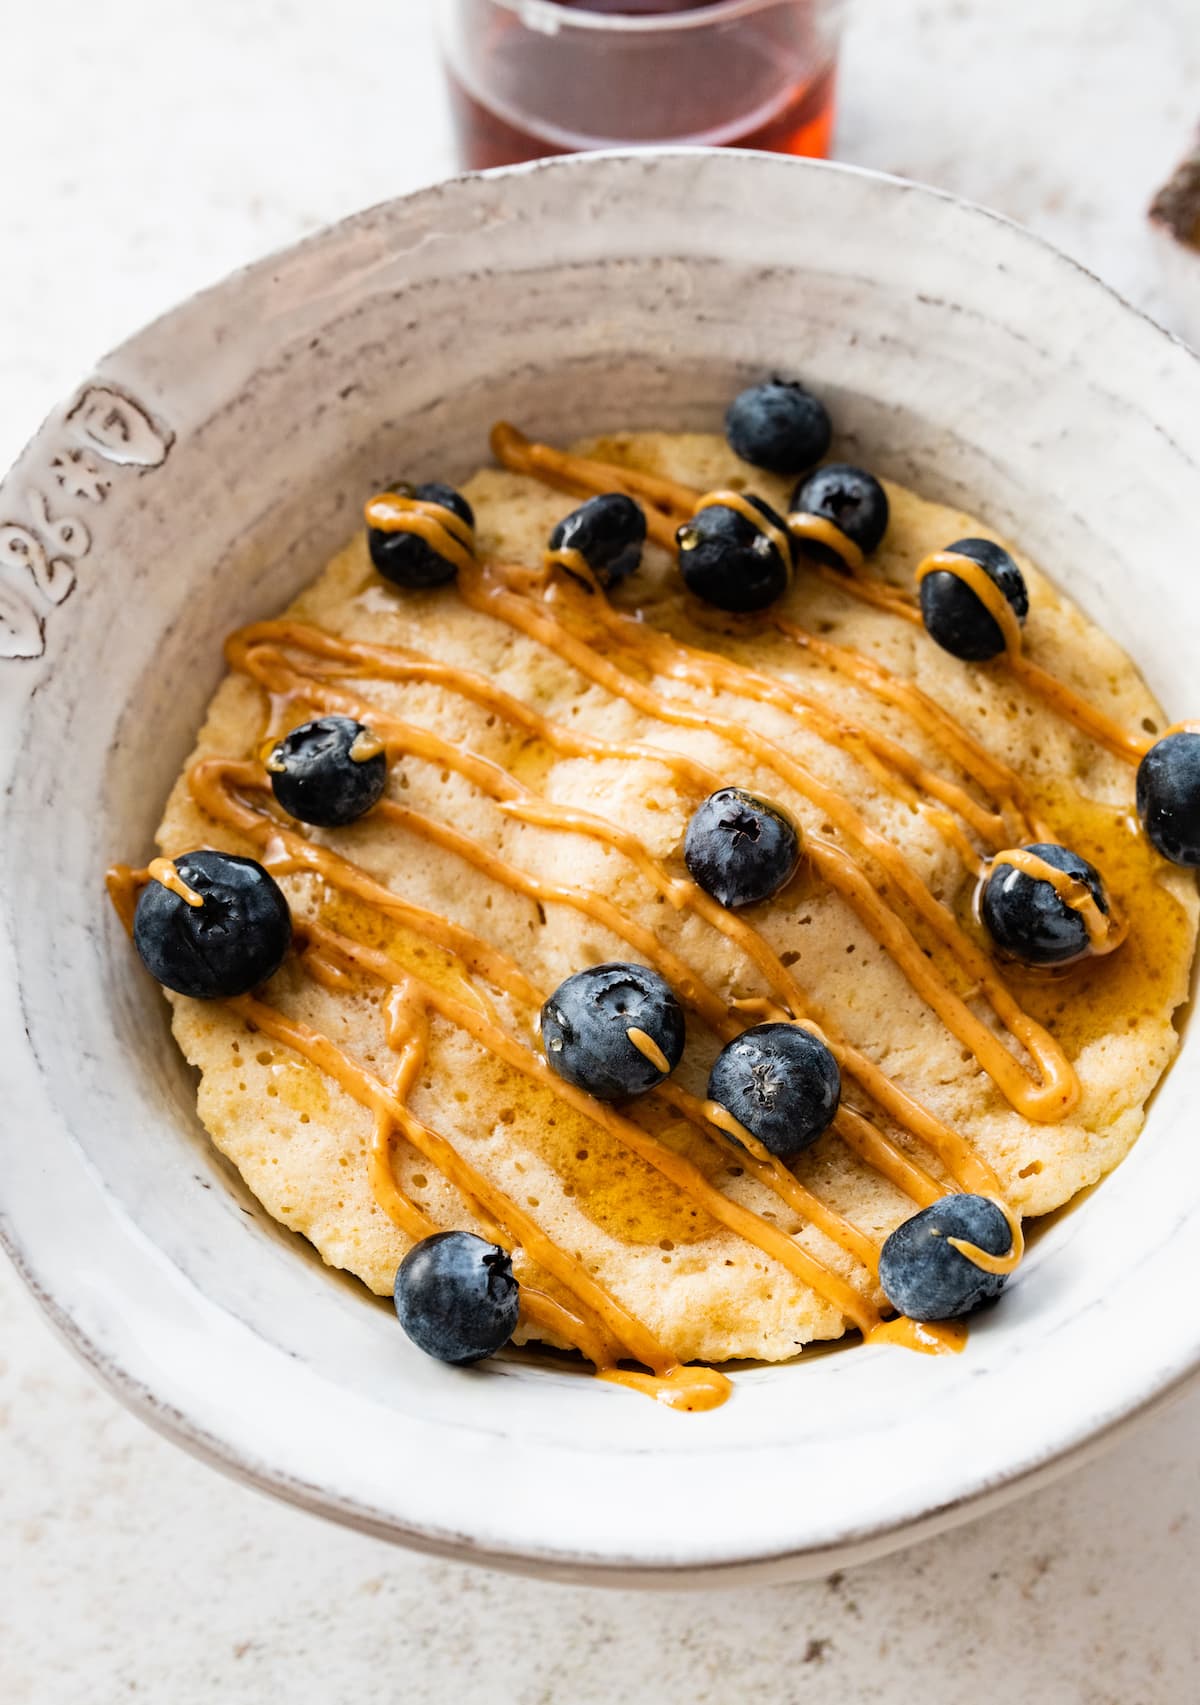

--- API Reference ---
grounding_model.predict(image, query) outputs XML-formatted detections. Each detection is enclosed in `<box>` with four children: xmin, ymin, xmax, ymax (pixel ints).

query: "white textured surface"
<box><xmin>3</xmin><ymin>0</ymin><xmax>1200</xmax><ymax>1699</ymax></box>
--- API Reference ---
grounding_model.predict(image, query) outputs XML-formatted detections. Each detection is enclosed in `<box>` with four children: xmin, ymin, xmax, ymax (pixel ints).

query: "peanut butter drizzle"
<box><xmin>367</xmin><ymin>1005</ymin><xmax>618</xmax><ymax>1368</ymax></box>
<box><xmin>231</xmin><ymin>980</ymin><xmax>688</xmax><ymax>1381</ymax></box>
<box><xmin>497</xmin><ymin>428</ymin><xmax>1154</xmax><ymax>774</ymax></box>
<box><xmin>383</xmin><ymin>988</ymin><xmax>629</xmax><ymax>1367</ymax></box>
<box><xmin>459</xmin><ymin>558</ymin><xmax>1079</xmax><ymax>1125</ymax></box>
<box><xmin>225</xmin><ymin>621</ymin><xmax>994</xmax><ymax>1210</ymax></box>
<box><xmin>420</xmin><ymin>791</ymin><xmax>944</xmax><ymax>1233</ymax></box>
<box><xmin>363</xmin><ymin>493</ymin><xmax>478</xmax><ymax>576</ymax></box>
<box><xmin>915</xmin><ymin>550</ymin><xmax>1023</xmax><ymax>655</ymax></box>
<box><xmin>543</xmin><ymin>545</ymin><xmax>594</xmax><ymax>590</ymax></box>
<box><xmin>772</xmin><ymin>615</ymin><xmax>1045</xmax><ymax>842</ymax></box>
<box><xmin>626</xmin><ymin>1026</ymin><xmax>671</xmax><ymax>1073</ymax></box>
<box><xmin>227</xmin><ymin>619</ymin><xmax>1009</xmax><ymax>1209</ymax></box>
<box><xmin>497</xmin><ymin>430</ymin><xmax>1036</xmax><ymax>841</ymax></box>
<box><xmin>145</xmin><ymin>856</ymin><xmax>203</xmax><ymax>908</ymax></box>
<box><xmin>659</xmin><ymin>1086</ymin><xmax>881</xmax><ymax>1276</ymax></box>
<box><xmin>377</xmin><ymin>794</ymin><xmax>729</xmax><ymax>1031</ymax></box>
<box><xmin>110</xmin><ymin>859</ymin><xmax>625</xmax><ymax>1373</ymax></box>
<box><xmin>185</xmin><ymin>761</ymin><xmax>887</xmax><ymax>1339</ymax></box>
<box><xmin>304</xmin><ymin>940</ymin><xmax>356</xmax><ymax>992</ymax></box>
<box><xmin>865</xmin><ymin>1317</ymin><xmax>968</xmax><ymax>1355</ymax></box>
<box><xmin>596</xmin><ymin>1363</ymin><xmax>733</xmax><ymax>1410</ymax></box>
<box><xmin>787</xmin><ymin>511</ymin><xmax>865</xmax><ymax>574</ymax></box>
<box><xmin>225</xmin><ymin>623</ymin><xmax>721</xmax><ymax>797</ymax></box>
<box><xmin>349</xmin><ymin>728</ymin><xmax>385</xmax><ymax>763</ymax></box>
<box><xmin>492</xmin><ymin>426</ymin><xmax>917</xmax><ymax>615</ymax></box>
<box><xmin>189</xmin><ymin>758</ymin><xmax>545</xmax><ymax>1010</ymax></box>
<box><xmin>557</xmin><ymin>572</ymin><xmax>1006</xmax><ymax>856</ymax></box>
<box><xmin>491</xmin><ymin>819</ymin><xmax>945</xmax><ymax>1222</ymax></box>
<box><xmin>813</xmin><ymin>563</ymin><xmax>921</xmax><ymax>621</ymax></box>
<box><xmin>692</xmin><ymin>491</ymin><xmax>794</xmax><ymax>584</ymax></box>
<box><xmin>702</xmin><ymin>1098</ymin><xmax>777</xmax><ymax>1152</ymax></box>
<box><xmin>1015</xmin><ymin>653</ymin><xmax>1152</xmax><ymax>764</ymax></box>
<box><xmin>986</xmin><ymin>848</ymin><xmax>1127</xmax><ymax>957</ymax></box>
<box><xmin>298</xmin><ymin>916</ymin><xmax>883</xmax><ymax>1337</ymax></box>
<box><xmin>915</xmin><ymin>551</ymin><xmax>1152</xmax><ymax>764</ymax></box>
<box><xmin>514</xmin><ymin>581</ymin><xmax>1126</xmax><ymax>1109</ymax></box>
<box><xmin>490</xmin><ymin>422</ymin><xmax>687</xmax><ymax>552</ymax></box>
<box><xmin>946</xmin><ymin>1194</ymin><xmax>1025</xmax><ymax>1277</ymax></box>
<box><xmin>834</xmin><ymin>1106</ymin><xmax>943</xmax><ymax>1209</ymax></box>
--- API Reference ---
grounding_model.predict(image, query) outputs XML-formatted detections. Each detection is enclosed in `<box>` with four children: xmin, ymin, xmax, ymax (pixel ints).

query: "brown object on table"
<box><xmin>1148</xmin><ymin>129</ymin><xmax>1200</xmax><ymax>349</ymax></box>
<box><xmin>1149</xmin><ymin>133</ymin><xmax>1200</xmax><ymax>252</ymax></box>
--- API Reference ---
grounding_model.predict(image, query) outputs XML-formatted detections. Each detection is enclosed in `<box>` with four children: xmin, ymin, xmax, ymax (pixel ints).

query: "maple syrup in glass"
<box><xmin>438</xmin><ymin>0</ymin><xmax>843</xmax><ymax>171</ymax></box>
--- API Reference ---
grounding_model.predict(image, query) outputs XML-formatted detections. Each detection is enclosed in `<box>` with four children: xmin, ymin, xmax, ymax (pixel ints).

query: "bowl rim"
<box><xmin>13</xmin><ymin>1216</ymin><xmax>1199</xmax><ymax>1586</ymax></box>
<box><xmin>4</xmin><ymin>147</ymin><xmax>1200</xmax><ymax>1585</ymax></box>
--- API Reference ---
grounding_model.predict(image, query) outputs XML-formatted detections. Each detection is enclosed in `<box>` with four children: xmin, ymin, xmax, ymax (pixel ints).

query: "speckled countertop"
<box><xmin>4</xmin><ymin>2</ymin><xmax>1200</xmax><ymax>1699</ymax></box>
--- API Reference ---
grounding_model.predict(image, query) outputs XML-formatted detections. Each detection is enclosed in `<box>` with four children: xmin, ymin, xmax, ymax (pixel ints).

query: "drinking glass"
<box><xmin>436</xmin><ymin>0</ymin><xmax>846</xmax><ymax>171</ymax></box>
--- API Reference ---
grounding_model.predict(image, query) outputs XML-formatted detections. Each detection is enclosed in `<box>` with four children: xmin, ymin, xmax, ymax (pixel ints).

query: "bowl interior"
<box><xmin>4</xmin><ymin>153</ymin><xmax>1200</xmax><ymax>1579</ymax></box>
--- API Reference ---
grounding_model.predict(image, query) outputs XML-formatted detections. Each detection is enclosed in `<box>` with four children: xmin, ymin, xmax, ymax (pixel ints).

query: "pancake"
<box><xmin>150</xmin><ymin>429</ymin><xmax>1198</xmax><ymax>1366</ymax></box>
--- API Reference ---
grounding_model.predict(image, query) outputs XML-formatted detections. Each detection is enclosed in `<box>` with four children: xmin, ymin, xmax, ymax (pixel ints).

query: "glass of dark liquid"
<box><xmin>437</xmin><ymin>0</ymin><xmax>845</xmax><ymax>172</ymax></box>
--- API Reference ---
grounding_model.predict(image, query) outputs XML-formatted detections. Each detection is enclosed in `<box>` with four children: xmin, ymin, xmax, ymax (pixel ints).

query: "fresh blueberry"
<box><xmin>368</xmin><ymin>480</ymin><xmax>475</xmax><ymax>589</ymax></box>
<box><xmin>266</xmin><ymin>715</ymin><xmax>387</xmax><ymax>829</ymax></box>
<box><xmin>707</xmin><ymin>1023</ymin><xmax>840</xmax><ymax>1159</ymax></box>
<box><xmin>133</xmin><ymin>849</ymin><xmax>292</xmax><ymax>999</ymax></box>
<box><xmin>919</xmin><ymin>537</ymin><xmax>1029</xmax><ymax>661</ymax></box>
<box><xmin>676</xmin><ymin>494</ymin><xmax>792</xmax><ymax>613</ymax></box>
<box><xmin>393</xmin><ymin>1230</ymin><xmax>520</xmax><ymax>1365</ymax></box>
<box><xmin>540</xmin><ymin>962</ymin><xmax>685</xmax><ymax>1101</ymax></box>
<box><xmin>789</xmin><ymin>463</ymin><xmax>890</xmax><ymax>565</ymax></box>
<box><xmin>549</xmin><ymin>492</ymin><xmax>646</xmax><ymax>588</ymax></box>
<box><xmin>879</xmin><ymin>1194</ymin><xmax>1012</xmax><ymax>1321</ymax></box>
<box><xmin>980</xmin><ymin>841</ymin><xmax>1109</xmax><ymax>967</ymax></box>
<box><xmin>684</xmin><ymin>788</ymin><xmax>801</xmax><ymax>909</ymax></box>
<box><xmin>1137</xmin><ymin>731</ymin><xmax>1200</xmax><ymax>866</ymax></box>
<box><xmin>725</xmin><ymin>379</ymin><xmax>832</xmax><ymax>476</ymax></box>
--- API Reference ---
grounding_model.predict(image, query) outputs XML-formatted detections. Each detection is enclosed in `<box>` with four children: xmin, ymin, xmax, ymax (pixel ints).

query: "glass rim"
<box><xmin>466</xmin><ymin>0</ymin><xmax>838</xmax><ymax>36</ymax></box>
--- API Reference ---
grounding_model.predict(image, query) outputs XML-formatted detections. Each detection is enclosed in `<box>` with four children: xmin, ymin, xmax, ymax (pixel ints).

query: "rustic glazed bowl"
<box><xmin>2</xmin><ymin>152</ymin><xmax>1200</xmax><ymax>1586</ymax></box>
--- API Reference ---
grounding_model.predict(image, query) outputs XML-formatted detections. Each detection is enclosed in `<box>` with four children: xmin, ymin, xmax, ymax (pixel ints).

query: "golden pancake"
<box><xmin>146</xmin><ymin>429</ymin><xmax>1197</xmax><ymax>1368</ymax></box>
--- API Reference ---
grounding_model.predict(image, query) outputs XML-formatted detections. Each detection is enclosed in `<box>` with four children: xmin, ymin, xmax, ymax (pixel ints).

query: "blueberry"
<box><xmin>133</xmin><ymin>849</ymin><xmax>292</xmax><ymax>999</ymax></box>
<box><xmin>919</xmin><ymin>537</ymin><xmax>1029</xmax><ymax>661</ymax></box>
<box><xmin>879</xmin><ymin>1195</ymin><xmax>1012</xmax><ymax>1321</ymax></box>
<box><xmin>549</xmin><ymin>493</ymin><xmax>646</xmax><ymax>588</ymax></box>
<box><xmin>707</xmin><ymin>1023</ymin><xmax>840</xmax><ymax>1159</ymax></box>
<box><xmin>368</xmin><ymin>480</ymin><xmax>475</xmax><ymax>589</ymax></box>
<box><xmin>789</xmin><ymin>463</ymin><xmax>890</xmax><ymax>565</ymax></box>
<box><xmin>540</xmin><ymin>962</ymin><xmax>685</xmax><ymax>1101</ymax></box>
<box><xmin>267</xmin><ymin>715</ymin><xmax>387</xmax><ymax>828</ymax></box>
<box><xmin>393</xmin><ymin>1230</ymin><xmax>520</xmax><ymax>1365</ymax></box>
<box><xmin>725</xmin><ymin>379</ymin><xmax>832</xmax><ymax>476</ymax></box>
<box><xmin>676</xmin><ymin>494</ymin><xmax>792</xmax><ymax>613</ymax></box>
<box><xmin>980</xmin><ymin>841</ymin><xmax>1109</xmax><ymax>967</ymax></box>
<box><xmin>1137</xmin><ymin>731</ymin><xmax>1200</xmax><ymax>866</ymax></box>
<box><xmin>684</xmin><ymin>788</ymin><xmax>801</xmax><ymax>909</ymax></box>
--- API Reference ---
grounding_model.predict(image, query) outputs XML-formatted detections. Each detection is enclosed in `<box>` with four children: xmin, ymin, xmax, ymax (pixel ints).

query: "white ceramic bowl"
<box><xmin>3</xmin><ymin>152</ymin><xmax>1200</xmax><ymax>1586</ymax></box>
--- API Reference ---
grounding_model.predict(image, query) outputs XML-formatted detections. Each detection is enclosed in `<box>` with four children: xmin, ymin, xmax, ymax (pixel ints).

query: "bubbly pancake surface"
<box><xmin>155</xmin><ymin>431</ymin><xmax>1198</xmax><ymax>1364</ymax></box>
